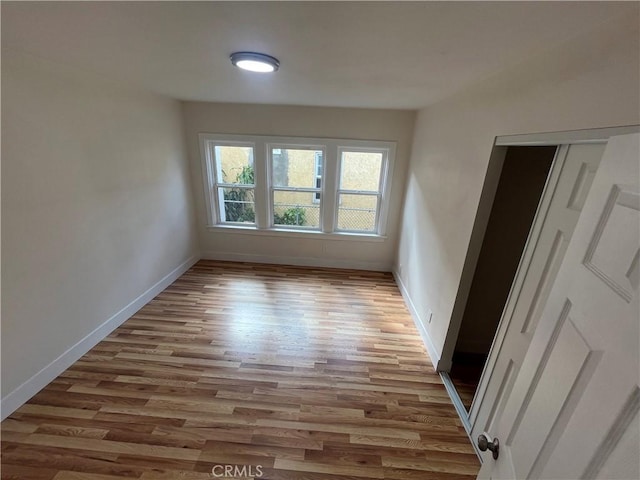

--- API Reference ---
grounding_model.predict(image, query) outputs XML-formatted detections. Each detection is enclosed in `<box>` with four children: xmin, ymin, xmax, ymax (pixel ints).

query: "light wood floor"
<box><xmin>1</xmin><ymin>260</ymin><xmax>480</xmax><ymax>479</ymax></box>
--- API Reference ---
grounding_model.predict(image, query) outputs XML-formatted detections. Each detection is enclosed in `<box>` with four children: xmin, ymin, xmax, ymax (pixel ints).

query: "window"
<box><xmin>209</xmin><ymin>143</ymin><xmax>256</xmax><ymax>224</ymax></box>
<box><xmin>200</xmin><ymin>134</ymin><xmax>395</xmax><ymax>237</ymax></box>
<box><xmin>336</xmin><ymin>150</ymin><xmax>384</xmax><ymax>233</ymax></box>
<box><xmin>270</xmin><ymin>146</ymin><xmax>323</xmax><ymax>229</ymax></box>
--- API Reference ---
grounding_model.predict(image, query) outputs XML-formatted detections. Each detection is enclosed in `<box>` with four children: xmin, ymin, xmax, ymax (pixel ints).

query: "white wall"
<box><xmin>395</xmin><ymin>12</ymin><xmax>640</xmax><ymax>368</ymax></box>
<box><xmin>1</xmin><ymin>51</ymin><xmax>199</xmax><ymax>413</ymax></box>
<box><xmin>183</xmin><ymin>102</ymin><xmax>415</xmax><ymax>271</ymax></box>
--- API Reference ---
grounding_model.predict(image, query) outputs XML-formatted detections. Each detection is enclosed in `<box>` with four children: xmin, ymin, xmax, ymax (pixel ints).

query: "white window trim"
<box><xmin>201</xmin><ymin>139</ymin><xmax>257</xmax><ymax>226</ymax></box>
<box><xmin>199</xmin><ymin>133</ymin><xmax>396</xmax><ymax>238</ymax></box>
<box><xmin>335</xmin><ymin>146</ymin><xmax>391</xmax><ymax>234</ymax></box>
<box><xmin>313</xmin><ymin>151</ymin><xmax>323</xmax><ymax>204</ymax></box>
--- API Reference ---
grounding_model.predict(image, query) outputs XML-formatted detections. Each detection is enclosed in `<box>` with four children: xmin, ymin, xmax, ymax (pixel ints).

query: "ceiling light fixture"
<box><xmin>230</xmin><ymin>52</ymin><xmax>279</xmax><ymax>73</ymax></box>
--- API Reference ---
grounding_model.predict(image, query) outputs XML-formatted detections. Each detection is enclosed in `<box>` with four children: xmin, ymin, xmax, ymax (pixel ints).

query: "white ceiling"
<box><xmin>2</xmin><ymin>1</ymin><xmax>633</xmax><ymax>109</ymax></box>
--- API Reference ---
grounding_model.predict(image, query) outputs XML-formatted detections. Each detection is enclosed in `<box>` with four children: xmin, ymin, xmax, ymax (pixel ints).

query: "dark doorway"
<box><xmin>449</xmin><ymin>146</ymin><xmax>557</xmax><ymax>411</ymax></box>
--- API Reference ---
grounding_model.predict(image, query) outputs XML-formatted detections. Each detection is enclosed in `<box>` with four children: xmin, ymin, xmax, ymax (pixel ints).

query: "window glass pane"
<box><xmin>273</xmin><ymin>191</ymin><xmax>320</xmax><ymax>228</ymax></box>
<box><xmin>340</xmin><ymin>151</ymin><xmax>383</xmax><ymax>191</ymax></box>
<box><xmin>272</xmin><ymin>148</ymin><xmax>322</xmax><ymax>188</ymax></box>
<box><xmin>219</xmin><ymin>187</ymin><xmax>255</xmax><ymax>224</ymax></box>
<box><xmin>337</xmin><ymin>194</ymin><xmax>378</xmax><ymax>232</ymax></box>
<box><xmin>215</xmin><ymin>146</ymin><xmax>254</xmax><ymax>184</ymax></box>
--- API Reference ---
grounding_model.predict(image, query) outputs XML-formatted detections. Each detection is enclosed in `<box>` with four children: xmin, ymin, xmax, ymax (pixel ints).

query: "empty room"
<box><xmin>1</xmin><ymin>2</ymin><xmax>639</xmax><ymax>480</ymax></box>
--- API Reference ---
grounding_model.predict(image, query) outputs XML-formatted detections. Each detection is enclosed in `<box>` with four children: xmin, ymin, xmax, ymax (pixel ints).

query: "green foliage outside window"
<box><xmin>234</xmin><ymin>165</ymin><xmax>254</xmax><ymax>185</ymax></box>
<box><xmin>224</xmin><ymin>165</ymin><xmax>255</xmax><ymax>223</ymax></box>
<box><xmin>274</xmin><ymin>207</ymin><xmax>306</xmax><ymax>226</ymax></box>
<box><xmin>223</xmin><ymin>165</ymin><xmax>308</xmax><ymax>226</ymax></box>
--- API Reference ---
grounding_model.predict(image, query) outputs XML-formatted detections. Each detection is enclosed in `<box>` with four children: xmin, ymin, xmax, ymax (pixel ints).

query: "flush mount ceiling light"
<box><xmin>230</xmin><ymin>52</ymin><xmax>280</xmax><ymax>73</ymax></box>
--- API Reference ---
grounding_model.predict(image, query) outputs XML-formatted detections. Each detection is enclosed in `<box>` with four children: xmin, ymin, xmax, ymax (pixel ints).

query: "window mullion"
<box><xmin>217</xmin><ymin>183</ymin><xmax>253</xmax><ymax>189</ymax></box>
<box><xmin>253</xmin><ymin>140</ymin><xmax>268</xmax><ymax>229</ymax></box>
<box><xmin>322</xmin><ymin>142</ymin><xmax>339</xmax><ymax>233</ymax></box>
<box><xmin>374</xmin><ymin>192</ymin><xmax>383</xmax><ymax>233</ymax></box>
<box><xmin>337</xmin><ymin>189</ymin><xmax>380</xmax><ymax>195</ymax></box>
<box><xmin>376</xmin><ymin>153</ymin><xmax>390</xmax><ymax>235</ymax></box>
<box><xmin>203</xmin><ymin>141</ymin><xmax>218</xmax><ymax>225</ymax></box>
<box><xmin>273</xmin><ymin>187</ymin><xmax>320</xmax><ymax>193</ymax></box>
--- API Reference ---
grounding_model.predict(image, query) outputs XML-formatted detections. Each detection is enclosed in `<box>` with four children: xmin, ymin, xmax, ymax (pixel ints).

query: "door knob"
<box><xmin>477</xmin><ymin>434</ymin><xmax>499</xmax><ymax>459</ymax></box>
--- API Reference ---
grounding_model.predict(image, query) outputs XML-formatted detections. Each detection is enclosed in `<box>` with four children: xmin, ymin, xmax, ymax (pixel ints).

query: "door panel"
<box><xmin>585</xmin><ymin>395</ymin><xmax>639</xmax><ymax>479</ymax></box>
<box><xmin>471</xmin><ymin>143</ymin><xmax>606</xmax><ymax>442</ymax></box>
<box><xmin>479</xmin><ymin>133</ymin><xmax>639</xmax><ymax>479</ymax></box>
<box><xmin>508</xmin><ymin>302</ymin><xmax>600</xmax><ymax>479</ymax></box>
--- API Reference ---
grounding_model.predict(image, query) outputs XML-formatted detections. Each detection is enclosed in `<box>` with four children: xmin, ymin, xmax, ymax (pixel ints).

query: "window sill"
<box><xmin>205</xmin><ymin>224</ymin><xmax>387</xmax><ymax>242</ymax></box>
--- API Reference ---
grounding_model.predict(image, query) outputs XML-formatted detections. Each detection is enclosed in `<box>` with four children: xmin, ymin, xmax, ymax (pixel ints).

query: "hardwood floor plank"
<box><xmin>13</xmin><ymin>433</ymin><xmax>201</xmax><ymax>461</ymax></box>
<box><xmin>274</xmin><ymin>458</ymin><xmax>384</xmax><ymax>479</ymax></box>
<box><xmin>0</xmin><ymin>465</ymin><xmax>57</xmax><ymax>480</ymax></box>
<box><xmin>381</xmin><ymin>456</ymin><xmax>479</xmax><ymax>475</ymax></box>
<box><xmin>1</xmin><ymin>260</ymin><xmax>479</xmax><ymax>479</ymax></box>
<box><xmin>138</xmin><ymin>470</ymin><xmax>213</xmax><ymax>480</ymax></box>
<box><xmin>202</xmin><ymin>440</ymin><xmax>306</xmax><ymax>461</ymax></box>
<box><xmin>350</xmin><ymin>434</ymin><xmax>476</xmax><ymax>454</ymax></box>
<box><xmin>1</xmin><ymin>445</ymin><xmax>141</xmax><ymax>477</ymax></box>
<box><xmin>16</xmin><ymin>405</ymin><xmax>97</xmax><ymax>420</ymax></box>
<box><xmin>34</xmin><ymin>424</ymin><xmax>110</xmax><ymax>439</ymax></box>
<box><xmin>52</xmin><ymin>472</ymin><xmax>133</xmax><ymax>480</ymax></box>
<box><xmin>0</xmin><ymin>418</ymin><xmax>38</xmax><ymax>434</ymax></box>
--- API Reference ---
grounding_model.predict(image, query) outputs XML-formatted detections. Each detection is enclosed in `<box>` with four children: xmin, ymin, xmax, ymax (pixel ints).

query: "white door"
<box><xmin>478</xmin><ymin>133</ymin><xmax>640</xmax><ymax>479</ymax></box>
<box><xmin>471</xmin><ymin>143</ymin><xmax>605</xmax><ymax>440</ymax></box>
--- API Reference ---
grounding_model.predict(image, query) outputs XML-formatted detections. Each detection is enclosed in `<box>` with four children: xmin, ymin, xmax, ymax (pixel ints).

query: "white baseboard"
<box><xmin>0</xmin><ymin>254</ymin><xmax>200</xmax><ymax>420</ymax></box>
<box><xmin>202</xmin><ymin>251</ymin><xmax>391</xmax><ymax>272</ymax></box>
<box><xmin>392</xmin><ymin>269</ymin><xmax>442</xmax><ymax>370</ymax></box>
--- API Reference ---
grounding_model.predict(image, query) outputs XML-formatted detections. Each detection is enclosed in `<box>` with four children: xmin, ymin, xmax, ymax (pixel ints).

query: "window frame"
<box><xmin>267</xmin><ymin>143</ymin><xmax>326</xmax><ymax>231</ymax></box>
<box><xmin>203</xmin><ymin>139</ymin><xmax>257</xmax><ymax>226</ymax></box>
<box><xmin>313</xmin><ymin>151</ymin><xmax>323</xmax><ymax>203</ymax></box>
<box><xmin>335</xmin><ymin>146</ymin><xmax>390</xmax><ymax>234</ymax></box>
<box><xmin>199</xmin><ymin>133</ymin><xmax>396</xmax><ymax>238</ymax></box>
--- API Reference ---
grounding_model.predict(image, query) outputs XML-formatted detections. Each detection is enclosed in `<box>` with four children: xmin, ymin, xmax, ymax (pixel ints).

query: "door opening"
<box><xmin>448</xmin><ymin>146</ymin><xmax>556</xmax><ymax>411</ymax></box>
